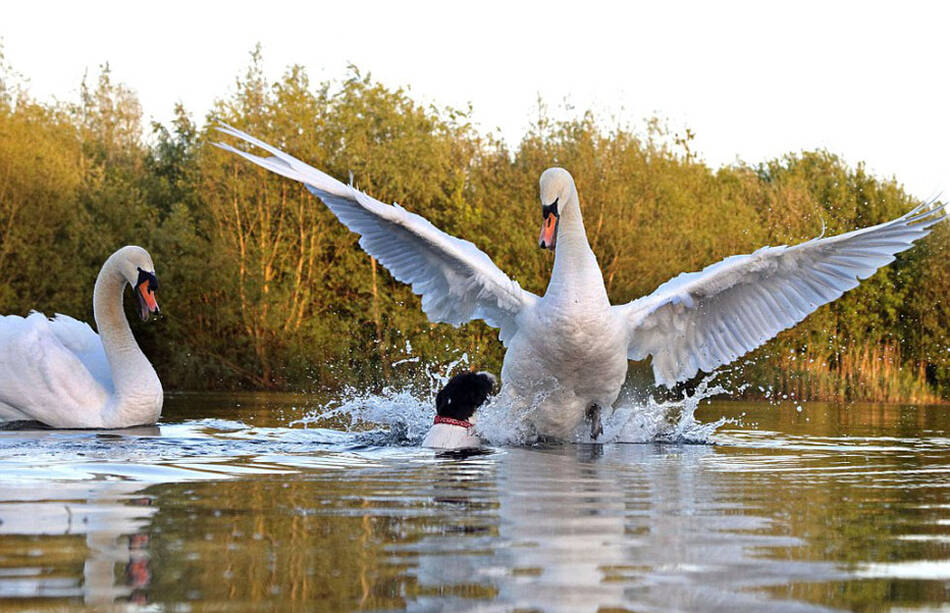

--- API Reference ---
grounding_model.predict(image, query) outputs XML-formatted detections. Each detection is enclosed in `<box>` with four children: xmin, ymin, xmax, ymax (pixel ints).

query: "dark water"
<box><xmin>1</xmin><ymin>394</ymin><xmax>949</xmax><ymax>611</ymax></box>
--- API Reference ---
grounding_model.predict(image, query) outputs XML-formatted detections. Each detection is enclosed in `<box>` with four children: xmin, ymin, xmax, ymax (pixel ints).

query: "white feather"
<box><xmin>616</xmin><ymin>203</ymin><xmax>946</xmax><ymax>386</ymax></box>
<box><xmin>0</xmin><ymin>312</ymin><xmax>111</xmax><ymax>423</ymax></box>
<box><xmin>46</xmin><ymin>313</ymin><xmax>114</xmax><ymax>393</ymax></box>
<box><xmin>214</xmin><ymin>124</ymin><xmax>537</xmax><ymax>344</ymax></box>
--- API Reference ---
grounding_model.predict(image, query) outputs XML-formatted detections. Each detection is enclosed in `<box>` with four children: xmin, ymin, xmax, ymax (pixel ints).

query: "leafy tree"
<box><xmin>0</xmin><ymin>49</ymin><xmax>946</xmax><ymax>400</ymax></box>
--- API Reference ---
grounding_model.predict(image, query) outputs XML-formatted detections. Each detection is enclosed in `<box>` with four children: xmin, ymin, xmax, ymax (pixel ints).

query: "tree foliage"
<box><xmin>0</xmin><ymin>51</ymin><xmax>947</xmax><ymax>400</ymax></box>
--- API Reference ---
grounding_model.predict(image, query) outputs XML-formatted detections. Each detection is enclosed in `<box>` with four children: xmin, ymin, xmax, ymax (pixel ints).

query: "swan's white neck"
<box><xmin>93</xmin><ymin>256</ymin><xmax>162</xmax><ymax>426</ymax></box>
<box><xmin>545</xmin><ymin>191</ymin><xmax>609</xmax><ymax>306</ymax></box>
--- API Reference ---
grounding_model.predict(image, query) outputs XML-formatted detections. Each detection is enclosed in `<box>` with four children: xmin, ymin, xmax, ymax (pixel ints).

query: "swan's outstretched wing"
<box><xmin>0</xmin><ymin>312</ymin><xmax>110</xmax><ymax>426</ymax></box>
<box><xmin>615</xmin><ymin>203</ymin><xmax>946</xmax><ymax>387</ymax></box>
<box><xmin>214</xmin><ymin>124</ymin><xmax>537</xmax><ymax>344</ymax></box>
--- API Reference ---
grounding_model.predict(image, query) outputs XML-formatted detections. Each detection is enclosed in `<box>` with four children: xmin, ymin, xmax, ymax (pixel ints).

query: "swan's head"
<box><xmin>538</xmin><ymin>167</ymin><xmax>577</xmax><ymax>250</ymax></box>
<box><xmin>112</xmin><ymin>246</ymin><xmax>160</xmax><ymax>321</ymax></box>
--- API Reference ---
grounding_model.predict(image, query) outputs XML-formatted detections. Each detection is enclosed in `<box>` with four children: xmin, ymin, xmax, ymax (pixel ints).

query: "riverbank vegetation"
<box><xmin>2</xmin><ymin>48</ymin><xmax>947</xmax><ymax>401</ymax></box>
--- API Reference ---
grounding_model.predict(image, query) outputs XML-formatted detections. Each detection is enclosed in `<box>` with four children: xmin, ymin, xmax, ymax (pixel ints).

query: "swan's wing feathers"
<box><xmin>619</xmin><ymin>203</ymin><xmax>946</xmax><ymax>387</ymax></box>
<box><xmin>47</xmin><ymin>314</ymin><xmax>113</xmax><ymax>393</ymax></box>
<box><xmin>0</xmin><ymin>313</ymin><xmax>110</xmax><ymax>424</ymax></box>
<box><xmin>214</xmin><ymin>124</ymin><xmax>536</xmax><ymax>344</ymax></box>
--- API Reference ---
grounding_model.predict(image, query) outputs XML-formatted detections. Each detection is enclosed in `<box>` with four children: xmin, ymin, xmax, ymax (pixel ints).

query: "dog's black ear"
<box><xmin>473</xmin><ymin>372</ymin><xmax>496</xmax><ymax>404</ymax></box>
<box><xmin>436</xmin><ymin>386</ymin><xmax>449</xmax><ymax>414</ymax></box>
<box><xmin>479</xmin><ymin>375</ymin><xmax>494</xmax><ymax>399</ymax></box>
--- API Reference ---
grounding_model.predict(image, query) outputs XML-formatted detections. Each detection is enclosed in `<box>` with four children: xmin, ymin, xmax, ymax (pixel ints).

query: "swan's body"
<box><xmin>501</xmin><ymin>197</ymin><xmax>630</xmax><ymax>436</ymax></box>
<box><xmin>0</xmin><ymin>246</ymin><xmax>163</xmax><ymax>428</ymax></box>
<box><xmin>216</xmin><ymin>125</ymin><xmax>946</xmax><ymax>440</ymax></box>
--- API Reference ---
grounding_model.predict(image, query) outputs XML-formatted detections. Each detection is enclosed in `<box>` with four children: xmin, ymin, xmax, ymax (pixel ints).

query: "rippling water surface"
<box><xmin>1</xmin><ymin>393</ymin><xmax>949</xmax><ymax>612</ymax></box>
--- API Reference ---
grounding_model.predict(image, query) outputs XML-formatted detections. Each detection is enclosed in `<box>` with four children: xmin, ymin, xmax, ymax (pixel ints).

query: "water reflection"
<box><xmin>0</xmin><ymin>479</ymin><xmax>154</xmax><ymax>605</ymax></box>
<box><xmin>0</xmin><ymin>399</ymin><xmax>948</xmax><ymax>611</ymax></box>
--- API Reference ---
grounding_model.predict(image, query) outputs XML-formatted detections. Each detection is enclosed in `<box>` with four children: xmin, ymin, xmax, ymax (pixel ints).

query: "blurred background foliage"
<box><xmin>1</xmin><ymin>47</ymin><xmax>947</xmax><ymax>401</ymax></box>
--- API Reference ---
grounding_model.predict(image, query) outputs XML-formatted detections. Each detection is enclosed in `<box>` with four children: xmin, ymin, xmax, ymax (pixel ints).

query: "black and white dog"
<box><xmin>422</xmin><ymin>371</ymin><xmax>497</xmax><ymax>449</ymax></box>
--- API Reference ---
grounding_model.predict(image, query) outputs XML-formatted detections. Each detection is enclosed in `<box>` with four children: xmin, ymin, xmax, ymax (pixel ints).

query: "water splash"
<box><xmin>292</xmin><ymin>359</ymin><xmax>736</xmax><ymax>446</ymax></box>
<box><xmin>291</xmin><ymin>384</ymin><xmax>434</xmax><ymax>446</ymax></box>
<box><xmin>604</xmin><ymin>374</ymin><xmax>739</xmax><ymax>444</ymax></box>
<box><xmin>291</xmin><ymin>354</ymin><xmax>471</xmax><ymax>446</ymax></box>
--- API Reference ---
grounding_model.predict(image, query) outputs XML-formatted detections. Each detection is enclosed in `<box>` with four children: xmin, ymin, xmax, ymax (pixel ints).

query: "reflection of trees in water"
<box><xmin>113</xmin><ymin>451</ymin><xmax>506</xmax><ymax>609</ymax></box>
<box><xmin>1</xmin><ymin>470</ymin><xmax>407</xmax><ymax>609</ymax></box>
<box><xmin>2</xmin><ymin>407</ymin><xmax>949</xmax><ymax>611</ymax></box>
<box><xmin>142</xmin><ymin>473</ymin><xmax>414</xmax><ymax>608</ymax></box>
<box><xmin>718</xmin><ymin>403</ymin><xmax>950</xmax><ymax>609</ymax></box>
<box><xmin>413</xmin><ymin>439</ymin><xmax>950</xmax><ymax>611</ymax></box>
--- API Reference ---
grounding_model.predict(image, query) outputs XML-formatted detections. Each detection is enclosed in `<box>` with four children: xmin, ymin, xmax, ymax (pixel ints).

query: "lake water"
<box><xmin>1</xmin><ymin>392</ymin><xmax>949</xmax><ymax>612</ymax></box>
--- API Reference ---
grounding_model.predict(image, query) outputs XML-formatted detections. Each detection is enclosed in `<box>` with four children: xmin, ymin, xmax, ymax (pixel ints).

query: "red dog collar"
<box><xmin>434</xmin><ymin>416</ymin><xmax>473</xmax><ymax>428</ymax></box>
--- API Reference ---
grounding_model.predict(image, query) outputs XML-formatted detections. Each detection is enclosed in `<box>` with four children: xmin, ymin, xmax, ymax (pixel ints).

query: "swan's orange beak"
<box><xmin>134</xmin><ymin>269</ymin><xmax>160</xmax><ymax>322</ymax></box>
<box><xmin>539</xmin><ymin>198</ymin><xmax>559</xmax><ymax>250</ymax></box>
<box><xmin>138</xmin><ymin>284</ymin><xmax>159</xmax><ymax>320</ymax></box>
<box><xmin>539</xmin><ymin>212</ymin><xmax>558</xmax><ymax>250</ymax></box>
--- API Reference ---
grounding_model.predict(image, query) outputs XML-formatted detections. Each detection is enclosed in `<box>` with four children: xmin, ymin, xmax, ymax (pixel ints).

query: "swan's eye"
<box><xmin>542</xmin><ymin>198</ymin><xmax>559</xmax><ymax>219</ymax></box>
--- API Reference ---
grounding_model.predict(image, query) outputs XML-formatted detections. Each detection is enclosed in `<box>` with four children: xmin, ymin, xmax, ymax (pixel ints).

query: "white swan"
<box><xmin>215</xmin><ymin>125</ymin><xmax>946</xmax><ymax>439</ymax></box>
<box><xmin>0</xmin><ymin>246</ymin><xmax>163</xmax><ymax>428</ymax></box>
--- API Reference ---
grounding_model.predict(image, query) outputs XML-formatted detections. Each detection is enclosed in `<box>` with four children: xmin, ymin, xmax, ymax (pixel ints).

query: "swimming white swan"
<box><xmin>216</xmin><ymin>125</ymin><xmax>946</xmax><ymax>439</ymax></box>
<box><xmin>0</xmin><ymin>246</ymin><xmax>163</xmax><ymax>428</ymax></box>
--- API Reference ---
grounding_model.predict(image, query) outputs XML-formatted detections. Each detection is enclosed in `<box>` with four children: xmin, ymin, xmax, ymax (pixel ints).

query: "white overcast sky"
<box><xmin>4</xmin><ymin>1</ymin><xmax>948</xmax><ymax>201</ymax></box>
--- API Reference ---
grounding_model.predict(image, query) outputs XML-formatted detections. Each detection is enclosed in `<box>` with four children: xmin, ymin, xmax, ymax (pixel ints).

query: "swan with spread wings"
<box><xmin>216</xmin><ymin>124</ymin><xmax>945</xmax><ymax>439</ymax></box>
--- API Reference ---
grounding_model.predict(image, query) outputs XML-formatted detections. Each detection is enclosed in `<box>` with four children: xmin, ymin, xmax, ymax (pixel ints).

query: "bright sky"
<box><xmin>4</xmin><ymin>1</ymin><xmax>948</xmax><ymax>201</ymax></box>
